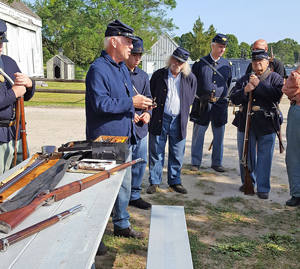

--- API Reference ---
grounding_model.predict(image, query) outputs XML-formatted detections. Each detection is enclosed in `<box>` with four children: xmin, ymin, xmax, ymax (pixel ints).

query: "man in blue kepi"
<box><xmin>125</xmin><ymin>37</ymin><xmax>153</xmax><ymax>210</ymax></box>
<box><xmin>0</xmin><ymin>19</ymin><xmax>35</xmax><ymax>175</ymax></box>
<box><xmin>85</xmin><ymin>19</ymin><xmax>153</xmax><ymax>255</ymax></box>
<box><xmin>190</xmin><ymin>34</ymin><xmax>232</xmax><ymax>173</ymax></box>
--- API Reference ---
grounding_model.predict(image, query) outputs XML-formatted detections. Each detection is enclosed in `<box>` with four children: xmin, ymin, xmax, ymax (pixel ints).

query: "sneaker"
<box><xmin>190</xmin><ymin>165</ymin><xmax>199</xmax><ymax>171</ymax></box>
<box><xmin>96</xmin><ymin>241</ymin><xmax>108</xmax><ymax>256</ymax></box>
<box><xmin>114</xmin><ymin>225</ymin><xmax>146</xmax><ymax>239</ymax></box>
<box><xmin>211</xmin><ymin>165</ymin><xmax>227</xmax><ymax>172</ymax></box>
<box><xmin>169</xmin><ymin>184</ymin><xmax>188</xmax><ymax>194</ymax></box>
<box><xmin>286</xmin><ymin>196</ymin><xmax>300</xmax><ymax>207</ymax></box>
<box><xmin>129</xmin><ymin>198</ymin><xmax>151</xmax><ymax>210</ymax></box>
<box><xmin>257</xmin><ymin>192</ymin><xmax>269</xmax><ymax>199</ymax></box>
<box><xmin>147</xmin><ymin>184</ymin><xmax>159</xmax><ymax>194</ymax></box>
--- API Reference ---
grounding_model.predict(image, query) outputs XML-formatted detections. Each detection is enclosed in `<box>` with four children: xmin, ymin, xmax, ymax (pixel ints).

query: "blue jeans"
<box><xmin>286</xmin><ymin>104</ymin><xmax>300</xmax><ymax>197</ymax></box>
<box><xmin>112</xmin><ymin>149</ymin><xmax>132</xmax><ymax>230</ymax></box>
<box><xmin>131</xmin><ymin>136</ymin><xmax>147</xmax><ymax>201</ymax></box>
<box><xmin>191</xmin><ymin>121</ymin><xmax>225</xmax><ymax>166</ymax></box>
<box><xmin>237</xmin><ymin>130</ymin><xmax>275</xmax><ymax>193</ymax></box>
<box><xmin>148</xmin><ymin>114</ymin><xmax>186</xmax><ymax>186</ymax></box>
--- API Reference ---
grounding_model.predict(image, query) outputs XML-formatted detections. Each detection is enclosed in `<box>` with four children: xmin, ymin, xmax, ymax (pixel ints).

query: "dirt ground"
<box><xmin>24</xmin><ymin>96</ymin><xmax>291</xmax><ymax>268</ymax></box>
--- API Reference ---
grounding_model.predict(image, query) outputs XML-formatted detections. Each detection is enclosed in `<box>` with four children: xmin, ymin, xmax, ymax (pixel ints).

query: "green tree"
<box><xmin>28</xmin><ymin>0</ymin><xmax>177</xmax><ymax>67</ymax></box>
<box><xmin>239</xmin><ymin>42</ymin><xmax>251</xmax><ymax>59</ymax></box>
<box><xmin>224</xmin><ymin>34</ymin><xmax>239</xmax><ymax>58</ymax></box>
<box><xmin>269</xmin><ymin>38</ymin><xmax>300</xmax><ymax>64</ymax></box>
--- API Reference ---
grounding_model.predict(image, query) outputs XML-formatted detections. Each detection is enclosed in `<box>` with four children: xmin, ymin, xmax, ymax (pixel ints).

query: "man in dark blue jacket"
<box><xmin>85</xmin><ymin>20</ymin><xmax>153</xmax><ymax>244</ymax></box>
<box><xmin>190</xmin><ymin>34</ymin><xmax>232</xmax><ymax>173</ymax></box>
<box><xmin>147</xmin><ymin>47</ymin><xmax>197</xmax><ymax>194</ymax></box>
<box><xmin>230</xmin><ymin>49</ymin><xmax>283</xmax><ymax>199</ymax></box>
<box><xmin>0</xmin><ymin>20</ymin><xmax>35</xmax><ymax>175</ymax></box>
<box><xmin>125</xmin><ymin>37</ymin><xmax>152</xmax><ymax>210</ymax></box>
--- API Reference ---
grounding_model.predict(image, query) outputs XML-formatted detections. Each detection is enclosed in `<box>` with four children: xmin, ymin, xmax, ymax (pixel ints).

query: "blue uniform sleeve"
<box><xmin>86</xmin><ymin>65</ymin><xmax>133</xmax><ymax>115</ymax></box>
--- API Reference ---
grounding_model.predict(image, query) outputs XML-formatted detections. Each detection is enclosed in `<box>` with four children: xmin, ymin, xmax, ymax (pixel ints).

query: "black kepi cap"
<box><xmin>252</xmin><ymin>49</ymin><xmax>269</xmax><ymax>60</ymax></box>
<box><xmin>172</xmin><ymin>47</ymin><xmax>190</xmax><ymax>63</ymax></box>
<box><xmin>212</xmin><ymin>33</ymin><xmax>227</xmax><ymax>45</ymax></box>
<box><xmin>105</xmin><ymin>19</ymin><xmax>137</xmax><ymax>40</ymax></box>
<box><xmin>0</xmin><ymin>20</ymin><xmax>8</xmax><ymax>43</ymax></box>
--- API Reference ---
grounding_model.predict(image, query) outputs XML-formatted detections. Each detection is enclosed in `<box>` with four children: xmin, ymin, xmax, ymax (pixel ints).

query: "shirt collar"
<box><xmin>209</xmin><ymin>53</ymin><xmax>220</xmax><ymax>63</ymax></box>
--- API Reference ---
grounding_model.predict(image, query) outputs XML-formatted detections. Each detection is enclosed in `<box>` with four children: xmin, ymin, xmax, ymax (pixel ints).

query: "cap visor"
<box><xmin>172</xmin><ymin>55</ymin><xmax>186</xmax><ymax>63</ymax></box>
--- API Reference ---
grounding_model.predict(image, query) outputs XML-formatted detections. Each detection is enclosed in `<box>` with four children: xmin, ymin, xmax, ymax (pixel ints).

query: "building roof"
<box><xmin>0</xmin><ymin>0</ymin><xmax>41</xmax><ymax>21</ymax></box>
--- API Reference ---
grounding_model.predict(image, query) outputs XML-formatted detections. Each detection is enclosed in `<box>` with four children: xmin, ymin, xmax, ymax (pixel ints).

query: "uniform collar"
<box><xmin>209</xmin><ymin>53</ymin><xmax>220</xmax><ymax>63</ymax></box>
<box><xmin>101</xmin><ymin>50</ymin><xmax>125</xmax><ymax>68</ymax></box>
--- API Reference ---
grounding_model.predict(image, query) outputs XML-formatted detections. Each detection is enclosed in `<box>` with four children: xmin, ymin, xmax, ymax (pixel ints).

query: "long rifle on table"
<box><xmin>241</xmin><ymin>76</ymin><xmax>255</xmax><ymax>195</ymax></box>
<box><xmin>0</xmin><ymin>158</ymin><xmax>142</xmax><ymax>234</ymax></box>
<box><xmin>0</xmin><ymin>146</ymin><xmax>57</xmax><ymax>203</ymax></box>
<box><xmin>0</xmin><ymin>68</ymin><xmax>28</xmax><ymax>163</ymax></box>
<box><xmin>0</xmin><ymin>204</ymin><xmax>84</xmax><ymax>251</ymax></box>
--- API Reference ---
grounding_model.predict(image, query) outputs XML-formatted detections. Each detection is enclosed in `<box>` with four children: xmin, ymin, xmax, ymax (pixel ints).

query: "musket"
<box><xmin>0</xmin><ymin>68</ymin><xmax>28</xmax><ymax>162</ymax></box>
<box><xmin>208</xmin><ymin>140</ymin><xmax>213</xmax><ymax>151</ymax></box>
<box><xmin>241</xmin><ymin>82</ymin><xmax>255</xmax><ymax>195</ymax></box>
<box><xmin>0</xmin><ymin>146</ymin><xmax>57</xmax><ymax>203</ymax></box>
<box><xmin>0</xmin><ymin>158</ymin><xmax>142</xmax><ymax>234</ymax></box>
<box><xmin>0</xmin><ymin>204</ymin><xmax>84</xmax><ymax>251</ymax></box>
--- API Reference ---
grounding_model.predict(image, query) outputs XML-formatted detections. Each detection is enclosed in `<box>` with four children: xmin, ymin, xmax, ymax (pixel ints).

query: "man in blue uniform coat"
<box><xmin>0</xmin><ymin>20</ymin><xmax>35</xmax><ymax>175</ymax></box>
<box><xmin>147</xmin><ymin>47</ymin><xmax>197</xmax><ymax>194</ymax></box>
<box><xmin>125</xmin><ymin>37</ymin><xmax>152</xmax><ymax>210</ymax></box>
<box><xmin>190</xmin><ymin>34</ymin><xmax>232</xmax><ymax>172</ymax></box>
<box><xmin>230</xmin><ymin>49</ymin><xmax>283</xmax><ymax>199</ymax></box>
<box><xmin>85</xmin><ymin>20</ymin><xmax>153</xmax><ymax>247</ymax></box>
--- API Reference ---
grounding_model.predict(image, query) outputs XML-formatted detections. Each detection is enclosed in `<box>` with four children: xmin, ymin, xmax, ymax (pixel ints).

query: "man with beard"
<box><xmin>147</xmin><ymin>47</ymin><xmax>197</xmax><ymax>194</ymax></box>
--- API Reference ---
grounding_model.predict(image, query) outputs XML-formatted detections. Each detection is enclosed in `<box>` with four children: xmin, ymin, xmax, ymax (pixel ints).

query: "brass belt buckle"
<box><xmin>210</xmin><ymin>97</ymin><xmax>217</xmax><ymax>103</ymax></box>
<box><xmin>252</xmin><ymin>106</ymin><xmax>260</xmax><ymax>111</ymax></box>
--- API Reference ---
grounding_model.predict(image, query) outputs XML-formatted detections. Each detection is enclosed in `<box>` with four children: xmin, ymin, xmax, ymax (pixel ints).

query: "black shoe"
<box><xmin>96</xmin><ymin>241</ymin><xmax>108</xmax><ymax>256</ymax></box>
<box><xmin>211</xmin><ymin>165</ymin><xmax>227</xmax><ymax>172</ymax></box>
<box><xmin>190</xmin><ymin>165</ymin><xmax>199</xmax><ymax>171</ymax></box>
<box><xmin>286</xmin><ymin>196</ymin><xmax>300</xmax><ymax>207</ymax></box>
<box><xmin>239</xmin><ymin>185</ymin><xmax>245</xmax><ymax>192</ymax></box>
<box><xmin>258</xmin><ymin>192</ymin><xmax>269</xmax><ymax>199</ymax></box>
<box><xmin>114</xmin><ymin>225</ymin><xmax>146</xmax><ymax>239</ymax></box>
<box><xmin>169</xmin><ymin>184</ymin><xmax>188</xmax><ymax>194</ymax></box>
<box><xmin>147</xmin><ymin>184</ymin><xmax>159</xmax><ymax>194</ymax></box>
<box><xmin>129</xmin><ymin>198</ymin><xmax>151</xmax><ymax>210</ymax></box>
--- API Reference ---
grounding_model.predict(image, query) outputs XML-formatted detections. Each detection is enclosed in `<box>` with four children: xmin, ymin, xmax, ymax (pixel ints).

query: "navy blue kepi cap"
<box><xmin>172</xmin><ymin>47</ymin><xmax>190</xmax><ymax>62</ymax></box>
<box><xmin>105</xmin><ymin>19</ymin><xmax>137</xmax><ymax>40</ymax></box>
<box><xmin>131</xmin><ymin>36</ymin><xmax>145</xmax><ymax>53</ymax></box>
<box><xmin>252</xmin><ymin>49</ymin><xmax>269</xmax><ymax>60</ymax></box>
<box><xmin>212</xmin><ymin>33</ymin><xmax>227</xmax><ymax>45</ymax></box>
<box><xmin>0</xmin><ymin>20</ymin><xmax>8</xmax><ymax>43</ymax></box>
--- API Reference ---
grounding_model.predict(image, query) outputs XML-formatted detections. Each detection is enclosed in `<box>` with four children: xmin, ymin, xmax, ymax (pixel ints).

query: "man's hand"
<box><xmin>245</xmin><ymin>74</ymin><xmax>257</xmax><ymax>93</ymax></box>
<box><xmin>139</xmin><ymin>112</ymin><xmax>150</xmax><ymax>124</ymax></box>
<box><xmin>14</xmin><ymin>72</ymin><xmax>33</xmax><ymax>89</ymax></box>
<box><xmin>134</xmin><ymin>113</ymin><xmax>141</xmax><ymax>124</ymax></box>
<box><xmin>12</xmin><ymin>85</ymin><xmax>26</xmax><ymax>98</ymax></box>
<box><xmin>249</xmin><ymin>74</ymin><xmax>259</xmax><ymax>87</ymax></box>
<box><xmin>132</xmin><ymin>94</ymin><xmax>153</xmax><ymax>110</ymax></box>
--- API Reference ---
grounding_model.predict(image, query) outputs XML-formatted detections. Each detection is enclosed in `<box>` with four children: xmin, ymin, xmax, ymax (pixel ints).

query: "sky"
<box><xmin>25</xmin><ymin>0</ymin><xmax>299</xmax><ymax>45</ymax></box>
<box><xmin>165</xmin><ymin>0</ymin><xmax>300</xmax><ymax>45</ymax></box>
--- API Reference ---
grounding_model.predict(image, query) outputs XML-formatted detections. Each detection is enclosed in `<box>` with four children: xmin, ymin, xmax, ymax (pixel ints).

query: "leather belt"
<box><xmin>0</xmin><ymin>120</ymin><xmax>16</xmax><ymax>127</ymax></box>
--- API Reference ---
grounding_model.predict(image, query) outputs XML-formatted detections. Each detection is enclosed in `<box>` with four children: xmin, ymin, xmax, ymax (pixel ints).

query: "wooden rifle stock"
<box><xmin>241</xmin><ymin>91</ymin><xmax>255</xmax><ymax>195</ymax></box>
<box><xmin>0</xmin><ymin>204</ymin><xmax>84</xmax><ymax>251</ymax></box>
<box><xmin>0</xmin><ymin>158</ymin><xmax>142</xmax><ymax>234</ymax></box>
<box><xmin>20</xmin><ymin>97</ymin><xmax>28</xmax><ymax>160</ymax></box>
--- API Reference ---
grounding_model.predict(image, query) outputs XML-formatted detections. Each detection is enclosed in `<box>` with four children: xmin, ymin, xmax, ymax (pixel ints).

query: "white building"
<box><xmin>141</xmin><ymin>32</ymin><xmax>192</xmax><ymax>76</ymax></box>
<box><xmin>0</xmin><ymin>0</ymin><xmax>43</xmax><ymax>77</ymax></box>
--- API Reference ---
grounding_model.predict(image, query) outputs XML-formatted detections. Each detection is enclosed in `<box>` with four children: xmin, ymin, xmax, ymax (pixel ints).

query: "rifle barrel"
<box><xmin>0</xmin><ymin>204</ymin><xmax>84</xmax><ymax>251</ymax></box>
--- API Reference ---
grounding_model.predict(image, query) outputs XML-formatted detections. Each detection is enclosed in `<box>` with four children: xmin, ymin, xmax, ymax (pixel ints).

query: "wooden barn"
<box><xmin>141</xmin><ymin>32</ymin><xmax>192</xmax><ymax>76</ymax></box>
<box><xmin>46</xmin><ymin>47</ymin><xmax>75</xmax><ymax>79</ymax></box>
<box><xmin>0</xmin><ymin>0</ymin><xmax>43</xmax><ymax>77</ymax></box>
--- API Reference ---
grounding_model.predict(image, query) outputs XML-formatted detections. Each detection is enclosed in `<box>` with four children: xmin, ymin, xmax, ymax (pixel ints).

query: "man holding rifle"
<box><xmin>0</xmin><ymin>20</ymin><xmax>35</xmax><ymax>175</ymax></box>
<box><xmin>230</xmin><ymin>50</ymin><xmax>283</xmax><ymax>199</ymax></box>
